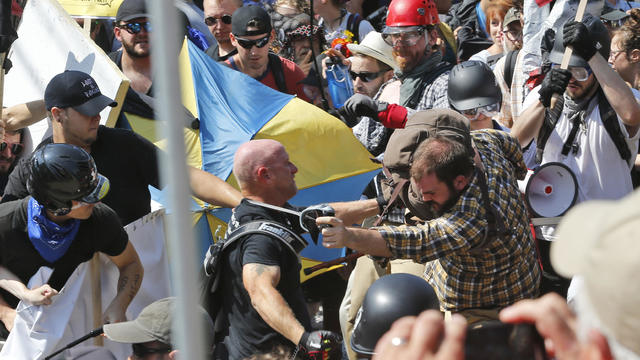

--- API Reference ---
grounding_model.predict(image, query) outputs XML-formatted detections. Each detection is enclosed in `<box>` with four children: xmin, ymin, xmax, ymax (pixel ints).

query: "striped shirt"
<box><xmin>375</xmin><ymin>130</ymin><xmax>540</xmax><ymax>311</ymax></box>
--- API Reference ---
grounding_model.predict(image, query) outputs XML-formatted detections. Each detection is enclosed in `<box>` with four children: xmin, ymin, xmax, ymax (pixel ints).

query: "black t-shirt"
<box><xmin>205</xmin><ymin>44</ymin><xmax>237</xmax><ymax>62</ymax></box>
<box><xmin>0</xmin><ymin>197</ymin><xmax>129</xmax><ymax>308</ymax></box>
<box><xmin>2</xmin><ymin>126</ymin><xmax>160</xmax><ymax>226</ymax></box>
<box><xmin>220</xmin><ymin>199</ymin><xmax>311</xmax><ymax>359</ymax></box>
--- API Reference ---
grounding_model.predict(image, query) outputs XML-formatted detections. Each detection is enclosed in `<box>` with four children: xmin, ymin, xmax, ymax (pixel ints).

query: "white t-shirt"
<box><xmin>523</xmin><ymin>86</ymin><xmax>640</xmax><ymax>203</ymax></box>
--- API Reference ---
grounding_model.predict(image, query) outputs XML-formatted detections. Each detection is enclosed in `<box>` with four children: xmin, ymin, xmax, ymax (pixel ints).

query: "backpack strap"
<box><xmin>536</xmin><ymin>95</ymin><xmax>564</xmax><ymax>164</ymax></box>
<box><xmin>268</xmin><ymin>53</ymin><xmax>288</xmax><ymax>94</ymax></box>
<box><xmin>597</xmin><ymin>88</ymin><xmax>631</xmax><ymax>162</ymax></box>
<box><xmin>346</xmin><ymin>12</ymin><xmax>362</xmax><ymax>42</ymax></box>
<box><xmin>503</xmin><ymin>49</ymin><xmax>519</xmax><ymax>89</ymax></box>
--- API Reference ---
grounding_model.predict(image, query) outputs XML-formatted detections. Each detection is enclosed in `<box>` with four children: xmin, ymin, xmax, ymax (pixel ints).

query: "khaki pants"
<box><xmin>339</xmin><ymin>256</ymin><xmax>426</xmax><ymax>360</ymax></box>
<box><xmin>445</xmin><ymin>307</ymin><xmax>502</xmax><ymax>326</ymax></box>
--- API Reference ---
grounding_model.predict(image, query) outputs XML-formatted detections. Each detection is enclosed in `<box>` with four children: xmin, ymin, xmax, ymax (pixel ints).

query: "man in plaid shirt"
<box><xmin>319</xmin><ymin>127</ymin><xmax>540</xmax><ymax>323</ymax></box>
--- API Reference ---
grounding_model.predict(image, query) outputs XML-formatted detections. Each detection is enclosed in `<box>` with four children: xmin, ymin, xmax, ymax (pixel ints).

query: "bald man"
<box><xmin>214</xmin><ymin>139</ymin><xmax>311</xmax><ymax>359</ymax></box>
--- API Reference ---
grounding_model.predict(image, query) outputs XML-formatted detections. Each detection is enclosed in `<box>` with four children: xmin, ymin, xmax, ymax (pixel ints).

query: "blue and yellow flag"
<box><xmin>164</xmin><ymin>41</ymin><xmax>380</xmax><ymax>280</ymax></box>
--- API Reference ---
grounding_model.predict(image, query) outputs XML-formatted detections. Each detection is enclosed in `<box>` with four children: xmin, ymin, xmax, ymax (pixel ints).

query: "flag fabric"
<box><xmin>167</xmin><ymin>40</ymin><xmax>381</xmax><ymax>281</ymax></box>
<box><xmin>56</xmin><ymin>0</ymin><xmax>124</xmax><ymax>17</ymax></box>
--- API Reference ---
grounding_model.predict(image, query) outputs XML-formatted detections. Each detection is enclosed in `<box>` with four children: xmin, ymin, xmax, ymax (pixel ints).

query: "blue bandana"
<box><xmin>27</xmin><ymin>198</ymin><xmax>81</xmax><ymax>263</ymax></box>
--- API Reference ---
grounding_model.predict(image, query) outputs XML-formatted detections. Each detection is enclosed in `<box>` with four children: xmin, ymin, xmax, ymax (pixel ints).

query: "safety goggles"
<box><xmin>204</xmin><ymin>14</ymin><xmax>232</xmax><ymax>26</ymax></box>
<box><xmin>602</xmin><ymin>18</ymin><xmax>627</xmax><ymax>29</ymax></box>
<box><xmin>381</xmin><ymin>26</ymin><xmax>425</xmax><ymax>47</ymax></box>
<box><xmin>118</xmin><ymin>21</ymin><xmax>151</xmax><ymax>34</ymax></box>
<box><xmin>460</xmin><ymin>102</ymin><xmax>500</xmax><ymax>119</ymax></box>
<box><xmin>235</xmin><ymin>34</ymin><xmax>270</xmax><ymax>49</ymax></box>
<box><xmin>0</xmin><ymin>142</ymin><xmax>23</xmax><ymax>155</ymax></box>
<box><xmin>551</xmin><ymin>63</ymin><xmax>593</xmax><ymax>82</ymax></box>
<box><xmin>132</xmin><ymin>343</ymin><xmax>172</xmax><ymax>358</ymax></box>
<box><xmin>349</xmin><ymin>70</ymin><xmax>386</xmax><ymax>82</ymax></box>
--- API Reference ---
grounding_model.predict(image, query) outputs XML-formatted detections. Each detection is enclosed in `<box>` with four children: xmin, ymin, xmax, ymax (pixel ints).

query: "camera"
<box><xmin>465</xmin><ymin>322</ymin><xmax>548</xmax><ymax>360</ymax></box>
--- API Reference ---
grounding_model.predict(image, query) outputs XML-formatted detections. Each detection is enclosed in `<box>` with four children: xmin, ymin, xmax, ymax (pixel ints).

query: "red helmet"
<box><xmin>386</xmin><ymin>0</ymin><xmax>439</xmax><ymax>27</ymax></box>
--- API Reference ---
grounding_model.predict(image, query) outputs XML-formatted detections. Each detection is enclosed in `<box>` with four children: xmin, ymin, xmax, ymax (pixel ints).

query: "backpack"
<box><xmin>378</xmin><ymin>109</ymin><xmax>473</xmax><ymax>223</ymax></box>
<box><xmin>201</xmin><ymin>220</ymin><xmax>306</xmax><ymax>342</ymax></box>
<box><xmin>536</xmin><ymin>87</ymin><xmax>631</xmax><ymax>164</ymax></box>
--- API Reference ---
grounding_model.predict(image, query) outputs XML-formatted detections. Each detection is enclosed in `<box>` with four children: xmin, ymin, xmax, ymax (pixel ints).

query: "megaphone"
<box><xmin>522</xmin><ymin>162</ymin><xmax>578</xmax><ymax>218</ymax></box>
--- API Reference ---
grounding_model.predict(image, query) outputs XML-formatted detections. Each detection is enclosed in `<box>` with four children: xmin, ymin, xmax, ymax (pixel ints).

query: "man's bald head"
<box><xmin>233</xmin><ymin>139</ymin><xmax>298</xmax><ymax>204</ymax></box>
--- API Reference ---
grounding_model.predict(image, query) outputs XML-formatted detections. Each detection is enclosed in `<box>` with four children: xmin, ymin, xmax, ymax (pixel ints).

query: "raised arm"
<box><xmin>0</xmin><ymin>280</ymin><xmax>58</xmax><ymax>305</ymax></box>
<box><xmin>3</xmin><ymin>100</ymin><xmax>47</xmax><ymax>131</ymax></box>
<box><xmin>188</xmin><ymin>166</ymin><xmax>242</xmax><ymax>208</ymax></box>
<box><xmin>242</xmin><ymin>262</ymin><xmax>306</xmax><ymax>345</ymax></box>
<box><xmin>104</xmin><ymin>241</ymin><xmax>144</xmax><ymax>324</ymax></box>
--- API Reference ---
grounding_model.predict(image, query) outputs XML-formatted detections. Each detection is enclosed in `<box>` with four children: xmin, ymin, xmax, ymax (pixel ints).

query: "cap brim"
<box><xmin>550</xmin><ymin>200</ymin><xmax>613</xmax><ymax>278</ymax></box>
<box><xmin>81</xmin><ymin>174</ymin><xmax>110</xmax><ymax>204</ymax></box>
<box><xmin>347</xmin><ymin>43</ymin><xmax>397</xmax><ymax>70</ymax></box>
<box><xmin>119</xmin><ymin>13</ymin><xmax>150</xmax><ymax>22</ymax></box>
<box><xmin>73</xmin><ymin>95</ymin><xmax>117</xmax><ymax>117</ymax></box>
<box><xmin>104</xmin><ymin>320</ymin><xmax>157</xmax><ymax>344</ymax></box>
<box><xmin>600</xmin><ymin>10</ymin><xmax>629</xmax><ymax>21</ymax></box>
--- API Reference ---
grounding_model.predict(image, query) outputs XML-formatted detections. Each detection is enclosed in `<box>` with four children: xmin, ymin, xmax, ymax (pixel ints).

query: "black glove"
<box><xmin>562</xmin><ymin>21</ymin><xmax>598</xmax><ymax>61</ymax></box>
<box><xmin>298</xmin><ymin>330</ymin><xmax>343</xmax><ymax>360</ymax></box>
<box><xmin>338</xmin><ymin>93</ymin><xmax>389</xmax><ymax>127</ymax></box>
<box><xmin>538</xmin><ymin>68</ymin><xmax>572</xmax><ymax>108</ymax></box>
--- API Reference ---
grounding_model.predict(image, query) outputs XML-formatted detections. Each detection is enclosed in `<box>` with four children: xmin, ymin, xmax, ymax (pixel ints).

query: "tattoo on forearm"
<box><xmin>117</xmin><ymin>276</ymin><xmax>128</xmax><ymax>293</ymax></box>
<box><xmin>129</xmin><ymin>274</ymin><xmax>140</xmax><ymax>301</ymax></box>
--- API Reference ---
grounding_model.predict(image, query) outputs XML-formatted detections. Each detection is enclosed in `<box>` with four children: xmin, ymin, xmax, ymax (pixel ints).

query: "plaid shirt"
<box><xmin>375</xmin><ymin>130</ymin><xmax>540</xmax><ymax>311</ymax></box>
<box><xmin>414</xmin><ymin>71</ymin><xmax>451</xmax><ymax>111</ymax></box>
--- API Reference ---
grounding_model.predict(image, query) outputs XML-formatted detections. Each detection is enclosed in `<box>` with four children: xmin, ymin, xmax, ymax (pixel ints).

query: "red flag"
<box><xmin>535</xmin><ymin>0</ymin><xmax>553</xmax><ymax>6</ymax></box>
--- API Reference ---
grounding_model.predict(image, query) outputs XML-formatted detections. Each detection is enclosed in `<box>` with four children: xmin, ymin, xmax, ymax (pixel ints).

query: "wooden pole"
<box><xmin>90</xmin><ymin>253</ymin><xmax>103</xmax><ymax>346</ymax></box>
<box><xmin>549</xmin><ymin>0</ymin><xmax>589</xmax><ymax>109</ymax></box>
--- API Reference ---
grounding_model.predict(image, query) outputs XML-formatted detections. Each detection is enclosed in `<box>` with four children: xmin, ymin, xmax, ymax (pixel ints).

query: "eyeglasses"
<box><xmin>503</xmin><ymin>29</ymin><xmax>522</xmax><ymax>42</ymax></box>
<box><xmin>602</xmin><ymin>18</ymin><xmax>627</xmax><ymax>29</ymax></box>
<box><xmin>235</xmin><ymin>34</ymin><xmax>270</xmax><ymax>49</ymax></box>
<box><xmin>460</xmin><ymin>102</ymin><xmax>500</xmax><ymax>120</ymax></box>
<box><xmin>609</xmin><ymin>49</ymin><xmax>626</xmax><ymax>61</ymax></box>
<box><xmin>132</xmin><ymin>343</ymin><xmax>171</xmax><ymax>358</ymax></box>
<box><xmin>382</xmin><ymin>28</ymin><xmax>425</xmax><ymax>47</ymax></box>
<box><xmin>204</xmin><ymin>14</ymin><xmax>232</xmax><ymax>26</ymax></box>
<box><xmin>551</xmin><ymin>63</ymin><xmax>593</xmax><ymax>82</ymax></box>
<box><xmin>118</xmin><ymin>21</ymin><xmax>151</xmax><ymax>34</ymax></box>
<box><xmin>0</xmin><ymin>142</ymin><xmax>23</xmax><ymax>155</ymax></box>
<box><xmin>349</xmin><ymin>70</ymin><xmax>386</xmax><ymax>82</ymax></box>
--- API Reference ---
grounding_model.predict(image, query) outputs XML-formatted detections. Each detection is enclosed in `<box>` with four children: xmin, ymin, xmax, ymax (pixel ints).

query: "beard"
<box><xmin>428</xmin><ymin>183</ymin><xmax>462</xmax><ymax>217</ymax></box>
<box><xmin>122</xmin><ymin>39</ymin><xmax>150</xmax><ymax>59</ymax></box>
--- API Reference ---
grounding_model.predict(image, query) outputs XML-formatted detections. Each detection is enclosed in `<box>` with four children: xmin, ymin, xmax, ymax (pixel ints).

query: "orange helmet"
<box><xmin>385</xmin><ymin>0</ymin><xmax>439</xmax><ymax>28</ymax></box>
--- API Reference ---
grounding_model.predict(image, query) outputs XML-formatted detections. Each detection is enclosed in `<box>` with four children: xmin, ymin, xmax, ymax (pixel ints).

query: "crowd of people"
<box><xmin>2</xmin><ymin>0</ymin><xmax>640</xmax><ymax>358</ymax></box>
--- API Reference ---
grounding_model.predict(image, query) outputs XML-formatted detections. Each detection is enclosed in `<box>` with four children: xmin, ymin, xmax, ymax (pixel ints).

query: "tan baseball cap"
<box><xmin>551</xmin><ymin>189</ymin><xmax>640</xmax><ymax>355</ymax></box>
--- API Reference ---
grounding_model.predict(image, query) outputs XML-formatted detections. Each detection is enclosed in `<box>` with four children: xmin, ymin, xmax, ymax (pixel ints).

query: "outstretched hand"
<box><xmin>317</xmin><ymin>216</ymin><xmax>349</xmax><ymax>249</ymax></box>
<box><xmin>23</xmin><ymin>284</ymin><xmax>58</xmax><ymax>305</ymax></box>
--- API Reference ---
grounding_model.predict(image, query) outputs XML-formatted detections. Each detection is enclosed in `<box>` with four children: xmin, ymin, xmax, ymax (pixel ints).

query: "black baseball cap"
<box><xmin>231</xmin><ymin>5</ymin><xmax>272</xmax><ymax>36</ymax></box>
<box><xmin>44</xmin><ymin>71</ymin><xmax>117</xmax><ymax>117</ymax></box>
<box><xmin>116</xmin><ymin>0</ymin><xmax>149</xmax><ymax>23</ymax></box>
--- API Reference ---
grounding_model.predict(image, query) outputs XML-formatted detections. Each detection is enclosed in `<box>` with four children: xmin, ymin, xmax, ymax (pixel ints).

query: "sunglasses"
<box><xmin>460</xmin><ymin>102</ymin><xmax>500</xmax><ymax>119</ymax></box>
<box><xmin>132</xmin><ymin>343</ymin><xmax>171</xmax><ymax>358</ymax></box>
<box><xmin>349</xmin><ymin>70</ymin><xmax>386</xmax><ymax>82</ymax></box>
<box><xmin>0</xmin><ymin>142</ymin><xmax>23</xmax><ymax>155</ymax></box>
<box><xmin>382</xmin><ymin>28</ymin><xmax>425</xmax><ymax>47</ymax></box>
<box><xmin>204</xmin><ymin>14</ymin><xmax>232</xmax><ymax>26</ymax></box>
<box><xmin>551</xmin><ymin>63</ymin><xmax>593</xmax><ymax>82</ymax></box>
<box><xmin>235</xmin><ymin>34</ymin><xmax>270</xmax><ymax>49</ymax></box>
<box><xmin>118</xmin><ymin>21</ymin><xmax>151</xmax><ymax>34</ymax></box>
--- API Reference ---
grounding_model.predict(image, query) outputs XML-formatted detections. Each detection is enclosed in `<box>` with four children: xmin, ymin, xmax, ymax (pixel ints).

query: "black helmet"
<box><xmin>549</xmin><ymin>14</ymin><xmax>610</xmax><ymax>68</ymax></box>
<box><xmin>27</xmin><ymin>143</ymin><xmax>110</xmax><ymax>216</ymax></box>
<box><xmin>350</xmin><ymin>273</ymin><xmax>440</xmax><ymax>357</ymax></box>
<box><xmin>448</xmin><ymin>61</ymin><xmax>502</xmax><ymax>111</ymax></box>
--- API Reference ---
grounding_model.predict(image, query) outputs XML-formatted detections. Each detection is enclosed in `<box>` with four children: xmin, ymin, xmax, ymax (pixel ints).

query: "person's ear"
<box><xmin>427</xmin><ymin>28</ymin><xmax>439</xmax><ymax>47</ymax></box>
<box><xmin>453</xmin><ymin>174</ymin><xmax>468</xmax><ymax>191</ymax></box>
<box><xmin>168</xmin><ymin>350</ymin><xmax>179</xmax><ymax>359</ymax></box>
<box><xmin>383</xmin><ymin>69</ymin><xmax>394</xmax><ymax>82</ymax></box>
<box><xmin>50</xmin><ymin>107</ymin><xmax>65</xmax><ymax>123</ymax></box>
<box><xmin>114</xmin><ymin>25</ymin><xmax>123</xmax><ymax>41</ymax></box>
<box><xmin>629</xmin><ymin>48</ymin><xmax>640</xmax><ymax>64</ymax></box>
<box><xmin>229</xmin><ymin>32</ymin><xmax>237</xmax><ymax>47</ymax></box>
<box><xmin>257</xmin><ymin>166</ymin><xmax>270</xmax><ymax>181</ymax></box>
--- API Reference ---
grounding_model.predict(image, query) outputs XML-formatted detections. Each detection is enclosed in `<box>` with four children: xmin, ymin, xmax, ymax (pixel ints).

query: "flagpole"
<box><xmin>147</xmin><ymin>1</ymin><xmax>205</xmax><ymax>359</ymax></box>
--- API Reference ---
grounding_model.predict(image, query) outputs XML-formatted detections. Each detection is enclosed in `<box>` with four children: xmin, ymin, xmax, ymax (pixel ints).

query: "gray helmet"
<box><xmin>448</xmin><ymin>61</ymin><xmax>502</xmax><ymax>111</ymax></box>
<box><xmin>27</xmin><ymin>143</ymin><xmax>110</xmax><ymax>216</ymax></box>
<box><xmin>549</xmin><ymin>14</ymin><xmax>610</xmax><ymax>67</ymax></box>
<box><xmin>350</xmin><ymin>273</ymin><xmax>440</xmax><ymax>357</ymax></box>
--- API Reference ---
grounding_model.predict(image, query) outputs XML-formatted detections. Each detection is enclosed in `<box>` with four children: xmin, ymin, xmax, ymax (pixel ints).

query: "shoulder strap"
<box><xmin>503</xmin><ymin>49</ymin><xmax>519</xmax><ymax>89</ymax></box>
<box><xmin>536</xmin><ymin>96</ymin><xmax>565</xmax><ymax>164</ymax></box>
<box><xmin>223</xmin><ymin>220</ymin><xmax>306</xmax><ymax>255</ymax></box>
<box><xmin>268</xmin><ymin>53</ymin><xmax>288</xmax><ymax>94</ymax></box>
<box><xmin>597</xmin><ymin>89</ymin><xmax>631</xmax><ymax>162</ymax></box>
<box><xmin>347</xmin><ymin>13</ymin><xmax>362</xmax><ymax>42</ymax></box>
